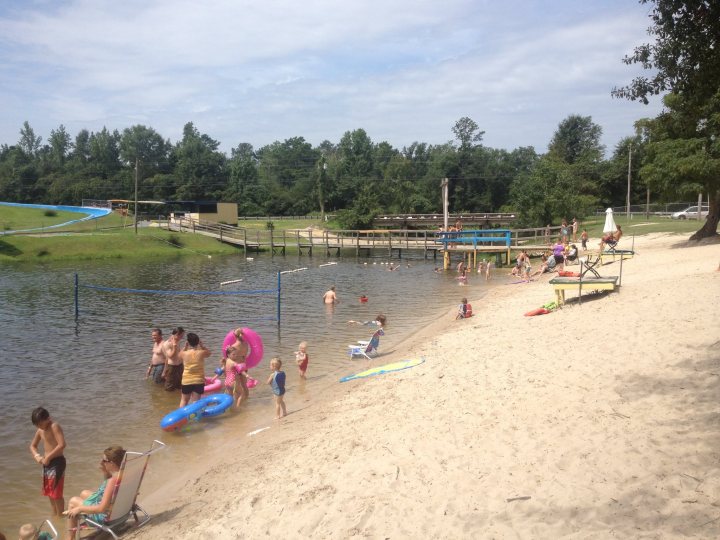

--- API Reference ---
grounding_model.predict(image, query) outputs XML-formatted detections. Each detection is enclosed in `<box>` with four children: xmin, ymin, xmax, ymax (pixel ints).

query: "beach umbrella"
<box><xmin>603</xmin><ymin>208</ymin><xmax>616</xmax><ymax>233</ymax></box>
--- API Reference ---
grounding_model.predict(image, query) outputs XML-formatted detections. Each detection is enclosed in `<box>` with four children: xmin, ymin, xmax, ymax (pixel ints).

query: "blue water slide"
<box><xmin>0</xmin><ymin>202</ymin><xmax>112</xmax><ymax>235</ymax></box>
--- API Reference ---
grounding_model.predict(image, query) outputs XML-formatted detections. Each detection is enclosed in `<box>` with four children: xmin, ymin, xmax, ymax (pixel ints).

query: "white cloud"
<box><xmin>0</xmin><ymin>0</ymin><xmax>663</xmax><ymax>154</ymax></box>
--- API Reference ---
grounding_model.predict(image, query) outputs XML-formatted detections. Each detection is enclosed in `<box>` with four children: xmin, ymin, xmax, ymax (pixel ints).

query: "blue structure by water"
<box><xmin>0</xmin><ymin>202</ymin><xmax>111</xmax><ymax>235</ymax></box>
<box><xmin>435</xmin><ymin>229</ymin><xmax>512</xmax><ymax>247</ymax></box>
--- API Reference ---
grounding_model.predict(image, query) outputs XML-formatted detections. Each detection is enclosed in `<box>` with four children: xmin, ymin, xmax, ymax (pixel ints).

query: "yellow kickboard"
<box><xmin>340</xmin><ymin>358</ymin><xmax>425</xmax><ymax>382</ymax></box>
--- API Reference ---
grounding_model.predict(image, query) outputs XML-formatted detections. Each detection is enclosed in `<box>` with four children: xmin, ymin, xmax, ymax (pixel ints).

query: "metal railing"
<box><xmin>594</xmin><ymin>202</ymin><xmax>701</xmax><ymax>216</ymax></box>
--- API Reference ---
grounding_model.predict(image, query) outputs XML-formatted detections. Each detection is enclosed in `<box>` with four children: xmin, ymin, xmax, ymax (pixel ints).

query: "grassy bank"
<box><xmin>238</xmin><ymin>217</ymin><xmax>330</xmax><ymax>230</ymax></box>
<box><xmin>579</xmin><ymin>215</ymin><xmax>707</xmax><ymax>239</ymax></box>
<box><xmin>0</xmin><ymin>228</ymin><xmax>240</xmax><ymax>262</ymax></box>
<box><xmin>0</xmin><ymin>206</ymin><xmax>83</xmax><ymax>231</ymax></box>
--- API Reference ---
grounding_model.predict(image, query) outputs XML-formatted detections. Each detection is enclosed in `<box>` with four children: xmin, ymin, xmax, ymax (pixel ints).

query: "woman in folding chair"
<box><xmin>564</xmin><ymin>244</ymin><xmax>579</xmax><ymax>265</ymax></box>
<box><xmin>65</xmin><ymin>446</ymin><xmax>126</xmax><ymax>539</ymax></box>
<box><xmin>599</xmin><ymin>225</ymin><xmax>623</xmax><ymax>252</ymax></box>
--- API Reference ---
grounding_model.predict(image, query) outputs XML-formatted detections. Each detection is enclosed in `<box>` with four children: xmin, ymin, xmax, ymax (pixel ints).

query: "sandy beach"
<box><xmin>120</xmin><ymin>233</ymin><xmax>719</xmax><ymax>539</ymax></box>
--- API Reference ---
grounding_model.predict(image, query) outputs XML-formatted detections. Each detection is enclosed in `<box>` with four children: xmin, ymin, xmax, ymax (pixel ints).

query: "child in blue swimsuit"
<box><xmin>266</xmin><ymin>358</ymin><xmax>286</xmax><ymax>419</ymax></box>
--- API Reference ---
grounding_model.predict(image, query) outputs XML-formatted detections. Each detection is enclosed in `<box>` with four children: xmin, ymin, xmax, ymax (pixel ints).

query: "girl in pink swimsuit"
<box><xmin>224</xmin><ymin>346</ymin><xmax>249</xmax><ymax>407</ymax></box>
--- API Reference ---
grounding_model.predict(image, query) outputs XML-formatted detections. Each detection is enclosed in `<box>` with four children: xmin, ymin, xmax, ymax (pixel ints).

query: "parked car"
<box><xmin>671</xmin><ymin>205</ymin><xmax>709</xmax><ymax>219</ymax></box>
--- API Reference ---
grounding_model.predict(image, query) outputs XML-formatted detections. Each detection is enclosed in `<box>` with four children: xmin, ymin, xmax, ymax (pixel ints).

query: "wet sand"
<box><xmin>104</xmin><ymin>234</ymin><xmax>720</xmax><ymax>538</ymax></box>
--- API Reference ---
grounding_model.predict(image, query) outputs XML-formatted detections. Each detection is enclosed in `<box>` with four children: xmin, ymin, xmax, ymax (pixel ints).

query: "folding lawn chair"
<box><xmin>565</xmin><ymin>245</ymin><xmax>579</xmax><ymax>265</ymax></box>
<box><xmin>73</xmin><ymin>440</ymin><xmax>166</xmax><ymax>540</ymax></box>
<box><xmin>37</xmin><ymin>519</ymin><xmax>58</xmax><ymax>539</ymax></box>
<box><xmin>348</xmin><ymin>328</ymin><xmax>384</xmax><ymax>360</ymax></box>
<box><xmin>600</xmin><ymin>235</ymin><xmax>636</xmax><ymax>265</ymax></box>
<box><xmin>579</xmin><ymin>254</ymin><xmax>602</xmax><ymax>278</ymax></box>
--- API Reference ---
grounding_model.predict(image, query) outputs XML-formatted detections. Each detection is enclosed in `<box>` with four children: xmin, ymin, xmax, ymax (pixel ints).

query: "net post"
<box><xmin>276</xmin><ymin>271</ymin><xmax>281</xmax><ymax>325</ymax></box>
<box><xmin>74</xmin><ymin>273</ymin><xmax>79</xmax><ymax>319</ymax></box>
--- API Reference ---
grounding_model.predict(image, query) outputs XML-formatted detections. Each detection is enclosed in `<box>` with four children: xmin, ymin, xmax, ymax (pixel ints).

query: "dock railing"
<box><xmin>166</xmin><ymin>217</ymin><xmax>565</xmax><ymax>256</ymax></box>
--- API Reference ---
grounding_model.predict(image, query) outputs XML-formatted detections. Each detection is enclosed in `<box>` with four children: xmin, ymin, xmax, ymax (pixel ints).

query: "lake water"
<box><xmin>0</xmin><ymin>252</ymin><xmax>499</xmax><ymax>532</ymax></box>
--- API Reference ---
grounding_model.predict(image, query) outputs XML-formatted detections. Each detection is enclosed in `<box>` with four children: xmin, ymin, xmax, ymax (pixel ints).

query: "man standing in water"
<box><xmin>322</xmin><ymin>285</ymin><xmax>339</xmax><ymax>305</ymax></box>
<box><xmin>146</xmin><ymin>328</ymin><xmax>167</xmax><ymax>384</ymax></box>
<box><xmin>162</xmin><ymin>327</ymin><xmax>185</xmax><ymax>391</ymax></box>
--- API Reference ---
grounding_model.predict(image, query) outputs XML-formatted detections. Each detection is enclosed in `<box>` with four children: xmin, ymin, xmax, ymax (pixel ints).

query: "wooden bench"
<box><xmin>548</xmin><ymin>276</ymin><xmax>619</xmax><ymax>306</ymax></box>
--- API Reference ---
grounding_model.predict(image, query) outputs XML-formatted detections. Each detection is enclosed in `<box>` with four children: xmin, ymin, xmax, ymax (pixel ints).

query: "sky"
<box><xmin>0</xmin><ymin>0</ymin><xmax>664</xmax><ymax>156</ymax></box>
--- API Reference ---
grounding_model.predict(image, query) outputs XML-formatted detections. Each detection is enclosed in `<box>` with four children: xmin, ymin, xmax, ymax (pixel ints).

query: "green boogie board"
<box><xmin>340</xmin><ymin>358</ymin><xmax>425</xmax><ymax>382</ymax></box>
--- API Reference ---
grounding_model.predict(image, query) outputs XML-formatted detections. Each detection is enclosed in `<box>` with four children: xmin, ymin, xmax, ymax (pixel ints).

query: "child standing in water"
<box><xmin>266</xmin><ymin>358</ymin><xmax>287</xmax><ymax>419</ymax></box>
<box><xmin>221</xmin><ymin>346</ymin><xmax>250</xmax><ymax>407</ymax></box>
<box><xmin>295</xmin><ymin>342</ymin><xmax>309</xmax><ymax>379</ymax></box>
<box><xmin>29</xmin><ymin>407</ymin><xmax>66</xmax><ymax>517</ymax></box>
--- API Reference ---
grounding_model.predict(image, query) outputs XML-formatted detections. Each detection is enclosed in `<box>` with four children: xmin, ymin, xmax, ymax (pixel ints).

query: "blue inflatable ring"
<box><xmin>160</xmin><ymin>400</ymin><xmax>205</xmax><ymax>432</ymax></box>
<box><xmin>160</xmin><ymin>394</ymin><xmax>234</xmax><ymax>431</ymax></box>
<box><xmin>200</xmin><ymin>393</ymin><xmax>234</xmax><ymax>418</ymax></box>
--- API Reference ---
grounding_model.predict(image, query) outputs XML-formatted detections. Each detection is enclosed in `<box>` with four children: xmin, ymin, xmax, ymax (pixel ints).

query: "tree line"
<box><xmin>0</xmin><ymin>115</ymin><xmax>640</xmax><ymax>229</ymax></box>
<box><xmin>1</xmin><ymin>0</ymin><xmax>717</xmax><ymax>236</ymax></box>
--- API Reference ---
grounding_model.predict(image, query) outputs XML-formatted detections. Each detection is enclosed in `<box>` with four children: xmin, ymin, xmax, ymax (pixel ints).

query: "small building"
<box><xmin>170</xmin><ymin>201</ymin><xmax>238</xmax><ymax>225</ymax></box>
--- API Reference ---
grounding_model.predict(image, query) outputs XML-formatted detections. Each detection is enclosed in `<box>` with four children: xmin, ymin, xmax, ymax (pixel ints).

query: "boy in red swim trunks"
<box><xmin>29</xmin><ymin>407</ymin><xmax>67</xmax><ymax>516</ymax></box>
<box><xmin>295</xmin><ymin>341</ymin><xmax>309</xmax><ymax>379</ymax></box>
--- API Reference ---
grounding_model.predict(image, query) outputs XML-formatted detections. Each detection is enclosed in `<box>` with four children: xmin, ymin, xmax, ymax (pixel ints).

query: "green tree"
<box><xmin>547</xmin><ymin>114</ymin><xmax>604</xmax><ymax>165</ymax></box>
<box><xmin>612</xmin><ymin>0</ymin><xmax>720</xmax><ymax>239</ymax></box>
<box><xmin>334</xmin><ymin>129</ymin><xmax>375</xmax><ymax>206</ymax></box>
<box><xmin>119</xmin><ymin>124</ymin><xmax>169</xmax><ymax>200</ymax></box>
<box><xmin>636</xmin><ymin>98</ymin><xmax>720</xmax><ymax>233</ymax></box>
<box><xmin>172</xmin><ymin>122</ymin><xmax>227</xmax><ymax>201</ymax></box>
<box><xmin>0</xmin><ymin>145</ymin><xmax>26</xmax><ymax>201</ymax></box>
<box><xmin>256</xmin><ymin>137</ymin><xmax>318</xmax><ymax>214</ymax></box>
<box><xmin>71</xmin><ymin>129</ymin><xmax>91</xmax><ymax>167</ymax></box>
<box><xmin>119</xmin><ymin>125</ymin><xmax>168</xmax><ymax>172</ymax></box>
<box><xmin>335</xmin><ymin>183</ymin><xmax>380</xmax><ymax>229</ymax></box>
<box><xmin>511</xmin><ymin>157</ymin><xmax>597</xmax><ymax>227</ymax></box>
<box><xmin>449</xmin><ymin>117</ymin><xmax>484</xmax><ymax>210</ymax></box>
<box><xmin>88</xmin><ymin>128</ymin><xmax>121</xmax><ymax>179</ymax></box>
<box><xmin>512</xmin><ymin>116</ymin><xmax>602</xmax><ymax>227</ymax></box>
<box><xmin>228</xmin><ymin>143</ymin><xmax>262</xmax><ymax>215</ymax></box>
<box><xmin>452</xmin><ymin>116</ymin><xmax>485</xmax><ymax>151</ymax></box>
<box><xmin>18</xmin><ymin>121</ymin><xmax>42</xmax><ymax>158</ymax></box>
<box><xmin>48</xmin><ymin>125</ymin><xmax>73</xmax><ymax>168</ymax></box>
<box><xmin>599</xmin><ymin>136</ymin><xmax>645</xmax><ymax>208</ymax></box>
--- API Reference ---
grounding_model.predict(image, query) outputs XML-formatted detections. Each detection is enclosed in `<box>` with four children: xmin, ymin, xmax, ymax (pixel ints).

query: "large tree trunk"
<box><xmin>689</xmin><ymin>188</ymin><xmax>720</xmax><ymax>241</ymax></box>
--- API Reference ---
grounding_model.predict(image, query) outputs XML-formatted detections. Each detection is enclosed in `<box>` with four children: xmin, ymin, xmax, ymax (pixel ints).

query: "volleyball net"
<box><xmin>74</xmin><ymin>273</ymin><xmax>282</xmax><ymax>322</ymax></box>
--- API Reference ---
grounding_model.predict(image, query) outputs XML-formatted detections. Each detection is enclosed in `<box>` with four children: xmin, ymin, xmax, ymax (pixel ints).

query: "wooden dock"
<box><xmin>161</xmin><ymin>218</ymin><xmax>561</xmax><ymax>263</ymax></box>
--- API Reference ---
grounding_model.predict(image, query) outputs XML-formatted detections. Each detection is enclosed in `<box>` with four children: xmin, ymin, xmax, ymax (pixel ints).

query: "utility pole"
<box><xmin>626</xmin><ymin>146</ymin><xmax>632</xmax><ymax>220</ymax></box>
<box><xmin>134</xmin><ymin>158</ymin><xmax>139</xmax><ymax>235</ymax></box>
<box><xmin>318</xmin><ymin>159</ymin><xmax>327</xmax><ymax>222</ymax></box>
<box><xmin>441</xmin><ymin>177</ymin><xmax>449</xmax><ymax>231</ymax></box>
<box><xmin>441</xmin><ymin>177</ymin><xmax>450</xmax><ymax>270</ymax></box>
